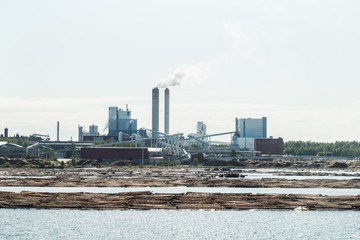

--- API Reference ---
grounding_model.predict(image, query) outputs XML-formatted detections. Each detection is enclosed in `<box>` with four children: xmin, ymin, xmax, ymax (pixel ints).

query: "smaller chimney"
<box><xmin>164</xmin><ymin>88</ymin><xmax>170</xmax><ymax>134</ymax></box>
<box><xmin>78</xmin><ymin>125</ymin><xmax>83</xmax><ymax>142</ymax></box>
<box><xmin>57</xmin><ymin>121</ymin><xmax>60</xmax><ymax>141</ymax></box>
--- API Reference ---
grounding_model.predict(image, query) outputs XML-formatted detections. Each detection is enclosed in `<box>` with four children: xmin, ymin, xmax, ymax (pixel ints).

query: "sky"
<box><xmin>0</xmin><ymin>0</ymin><xmax>359</xmax><ymax>142</ymax></box>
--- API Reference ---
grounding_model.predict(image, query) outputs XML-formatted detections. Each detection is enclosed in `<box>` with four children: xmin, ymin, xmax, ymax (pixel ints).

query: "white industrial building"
<box><xmin>196</xmin><ymin>121</ymin><xmax>207</xmax><ymax>135</ymax></box>
<box><xmin>78</xmin><ymin>124</ymin><xmax>100</xmax><ymax>141</ymax></box>
<box><xmin>231</xmin><ymin>117</ymin><xmax>267</xmax><ymax>150</ymax></box>
<box><xmin>108</xmin><ymin>105</ymin><xmax>137</xmax><ymax>137</ymax></box>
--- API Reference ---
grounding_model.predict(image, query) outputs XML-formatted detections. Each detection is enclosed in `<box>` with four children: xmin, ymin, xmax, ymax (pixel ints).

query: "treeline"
<box><xmin>284</xmin><ymin>141</ymin><xmax>360</xmax><ymax>157</ymax></box>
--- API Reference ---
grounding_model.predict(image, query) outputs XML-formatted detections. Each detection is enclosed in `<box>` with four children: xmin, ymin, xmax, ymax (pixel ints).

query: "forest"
<box><xmin>284</xmin><ymin>141</ymin><xmax>360</xmax><ymax>157</ymax></box>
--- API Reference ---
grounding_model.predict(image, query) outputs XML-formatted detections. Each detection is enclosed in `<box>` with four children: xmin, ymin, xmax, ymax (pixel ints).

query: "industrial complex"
<box><xmin>0</xmin><ymin>87</ymin><xmax>283</xmax><ymax>163</ymax></box>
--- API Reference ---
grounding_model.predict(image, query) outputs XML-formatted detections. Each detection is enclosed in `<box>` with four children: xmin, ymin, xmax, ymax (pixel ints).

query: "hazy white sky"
<box><xmin>1</xmin><ymin>0</ymin><xmax>359</xmax><ymax>142</ymax></box>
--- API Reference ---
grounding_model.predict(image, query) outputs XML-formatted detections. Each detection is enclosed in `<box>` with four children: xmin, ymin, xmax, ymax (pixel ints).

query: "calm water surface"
<box><xmin>0</xmin><ymin>209</ymin><xmax>359</xmax><ymax>240</ymax></box>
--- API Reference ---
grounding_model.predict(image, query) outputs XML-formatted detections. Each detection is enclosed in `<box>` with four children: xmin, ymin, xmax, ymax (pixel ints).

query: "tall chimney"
<box><xmin>57</xmin><ymin>121</ymin><xmax>60</xmax><ymax>141</ymax></box>
<box><xmin>152</xmin><ymin>87</ymin><xmax>159</xmax><ymax>136</ymax></box>
<box><xmin>164</xmin><ymin>88</ymin><xmax>169</xmax><ymax>134</ymax></box>
<box><xmin>78</xmin><ymin>125</ymin><xmax>83</xmax><ymax>142</ymax></box>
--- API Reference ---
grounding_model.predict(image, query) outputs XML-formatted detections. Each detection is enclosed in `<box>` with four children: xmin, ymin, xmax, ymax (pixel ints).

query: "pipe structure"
<box><xmin>164</xmin><ymin>88</ymin><xmax>169</xmax><ymax>134</ymax></box>
<box><xmin>152</xmin><ymin>87</ymin><xmax>159</xmax><ymax>136</ymax></box>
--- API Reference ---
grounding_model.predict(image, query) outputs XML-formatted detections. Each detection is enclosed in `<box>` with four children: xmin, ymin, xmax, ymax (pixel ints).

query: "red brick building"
<box><xmin>254</xmin><ymin>138</ymin><xmax>284</xmax><ymax>155</ymax></box>
<box><xmin>80</xmin><ymin>147</ymin><xmax>149</xmax><ymax>161</ymax></box>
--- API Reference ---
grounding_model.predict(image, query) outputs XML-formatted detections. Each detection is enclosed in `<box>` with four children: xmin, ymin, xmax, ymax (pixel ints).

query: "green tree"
<box><xmin>71</xmin><ymin>158</ymin><xmax>76</xmax><ymax>167</ymax></box>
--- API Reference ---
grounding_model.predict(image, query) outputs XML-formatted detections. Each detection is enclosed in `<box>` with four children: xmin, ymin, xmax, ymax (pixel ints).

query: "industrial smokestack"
<box><xmin>152</xmin><ymin>87</ymin><xmax>159</xmax><ymax>136</ymax></box>
<box><xmin>57</xmin><ymin>121</ymin><xmax>60</xmax><ymax>141</ymax></box>
<box><xmin>164</xmin><ymin>88</ymin><xmax>169</xmax><ymax>134</ymax></box>
<box><xmin>78</xmin><ymin>125</ymin><xmax>83</xmax><ymax>142</ymax></box>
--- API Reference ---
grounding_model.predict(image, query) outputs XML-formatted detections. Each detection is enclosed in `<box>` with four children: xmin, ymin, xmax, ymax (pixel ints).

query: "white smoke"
<box><xmin>157</xmin><ymin>70</ymin><xmax>184</xmax><ymax>88</ymax></box>
<box><xmin>157</xmin><ymin>61</ymin><xmax>216</xmax><ymax>88</ymax></box>
<box><xmin>102</xmin><ymin>121</ymin><xmax>109</xmax><ymax>134</ymax></box>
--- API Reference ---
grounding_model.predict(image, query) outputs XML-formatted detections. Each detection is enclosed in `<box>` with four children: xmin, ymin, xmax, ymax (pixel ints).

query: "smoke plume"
<box><xmin>157</xmin><ymin>61</ymin><xmax>215</xmax><ymax>88</ymax></box>
<box><xmin>102</xmin><ymin>121</ymin><xmax>109</xmax><ymax>134</ymax></box>
<box><xmin>157</xmin><ymin>70</ymin><xmax>184</xmax><ymax>88</ymax></box>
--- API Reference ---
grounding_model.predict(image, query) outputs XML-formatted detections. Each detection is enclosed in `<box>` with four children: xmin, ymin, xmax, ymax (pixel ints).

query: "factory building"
<box><xmin>186</xmin><ymin>121</ymin><xmax>209</xmax><ymax>146</ymax></box>
<box><xmin>231</xmin><ymin>117</ymin><xmax>284</xmax><ymax>154</ymax></box>
<box><xmin>78</xmin><ymin>124</ymin><xmax>100</xmax><ymax>141</ymax></box>
<box><xmin>0</xmin><ymin>142</ymin><xmax>26</xmax><ymax>157</ymax></box>
<box><xmin>108</xmin><ymin>105</ymin><xmax>137</xmax><ymax>138</ymax></box>
<box><xmin>254</xmin><ymin>138</ymin><xmax>284</xmax><ymax>155</ymax></box>
<box><xmin>80</xmin><ymin>147</ymin><xmax>149</xmax><ymax>162</ymax></box>
<box><xmin>236</xmin><ymin>117</ymin><xmax>267</xmax><ymax>138</ymax></box>
<box><xmin>231</xmin><ymin>117</ymin><xmax>267</xmax><ymax>150</ymax></box>
<box><xmin>196</xmin><ymin>121</ymin><xmax>207</xmax><ymax>135</ymax></box>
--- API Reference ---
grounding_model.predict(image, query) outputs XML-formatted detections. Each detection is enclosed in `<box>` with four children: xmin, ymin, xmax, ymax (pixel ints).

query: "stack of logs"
<box><xmin>0</xmin><ymin>191</ymin><xmax>359</xmax><ymax>210</ymax></box>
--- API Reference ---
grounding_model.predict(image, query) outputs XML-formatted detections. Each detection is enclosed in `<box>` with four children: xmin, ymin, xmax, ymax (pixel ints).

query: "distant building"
<box><xmin>254</xmin><ymin>137</ymin><xmax>284</xmax><ymax>155</ymax></box>
<box><xmin>231</xmin><ymin>117</ymin><xmax>268</xmax><ymax>150</ymax></box>
<box><xmin>186</xmin><ymin>121</ymin><xmax>209</xmax><ymax>146</ymax></box>
<box><xmin>89</xmin><ymin>125</ymin><xmax>99</xmax><ymax>136</ymax></box>
<box><xmin>236</xmin><ymin>117</ymin><xmax>267</xmax><ymax>138</ymax></box>
<box><xmin>0</xmin><ymin>142</ymin><xmax>25</xmax><ymax>157</ymax></box>
<box><xmin>196</xmin><ymin>121</ymin><xmax>207</xmax><ymax>135</ymax></box>
<box><xmin>78</xmin><ymin>124</ymin><xmax>100</xmax><ymax>141</ymax></box>
<box><xmin>108</xmin><ymin>105</ymin><xmax>137</xmax><ymax>137</ymax></box>
<box><xmin>80</xmin><ymin>147</ymin><xmax>149</xmax><ymax>162</ymax></box>
<box><xmin>82</xmin><ymin>136</ymin><xmax>118</xmax><ymax>142</ymax></box>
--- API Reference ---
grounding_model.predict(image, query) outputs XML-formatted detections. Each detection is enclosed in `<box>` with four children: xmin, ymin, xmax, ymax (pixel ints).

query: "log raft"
<box><xmin>0</xmin><ymin>191</ymin><xmax>359</xmax><ymax>210</ymax></box>
<box><xmin>1</xmin><ymin>177</ymin><xmax>360</xmax><ymax>188</ymax></box>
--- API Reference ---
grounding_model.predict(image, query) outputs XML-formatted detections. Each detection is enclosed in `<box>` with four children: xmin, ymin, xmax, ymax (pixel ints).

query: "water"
<box><xmin>239</xmin><ymin>169</ymin><xmax>360</xmax><ymax>180</ymax></box>
<box><xmin>244</xmin><ymin>173</ymin><xmax>360</xmax><ymax>180</ymax></box>
<box><xmin>0</xmin><ymin>209</ymin><xmax>359</xmax><ymax>239</ymax></box>
<box><xmin>1</xmin><ymin>186</ymin><xmax>360</xmax><ymax>195</ymax></box>
<box><xmin>241</xmin><ymin>169</ymin><xmax>360</xmax><ymax>174</ymax></box>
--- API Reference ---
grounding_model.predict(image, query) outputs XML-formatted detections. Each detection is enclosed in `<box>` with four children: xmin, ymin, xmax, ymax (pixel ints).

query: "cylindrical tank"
<box><xmin>4</xmin><ymin>128</ymin><xmax>8</xmax><ymax>138</ymax></box>
<box><xmin>118</xmin><ymin>132</ymin><xmax>123</xmax><ymax>142</ymax></box>
<box><xmin>135</xmin><ymin>132</ymin><xmax>142</xmax><ymax>144</ymax></box>
<box><xmin>152</xmin><ymin>87</ymin><xmax>159</xmax><ymax>136</ymax></box>
<box><xmin>164</xmin><ymin>88</ymin><xmax>169</xmax><ymax>134</ymax></box>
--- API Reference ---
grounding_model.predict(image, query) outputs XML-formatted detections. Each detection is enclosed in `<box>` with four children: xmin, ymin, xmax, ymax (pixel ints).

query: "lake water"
<box><xmin>1</xmin><ymin>186</ymin><xmax>360</xmax><ymax>195</ymax></box>
<box><xmin>0</xmin><ymin>209</ymin><xmax>359</xmax><ymax>240</ymax></box>
<box><xmin>243</xmin><ymin>173</ymin><xmax>360</xmax><ymax>180</ymax></box>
